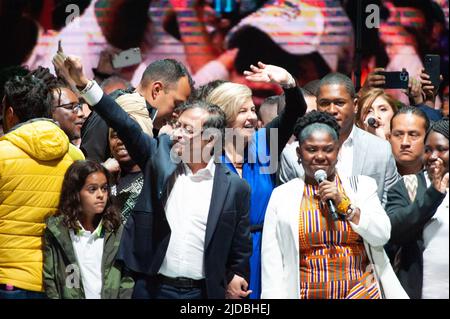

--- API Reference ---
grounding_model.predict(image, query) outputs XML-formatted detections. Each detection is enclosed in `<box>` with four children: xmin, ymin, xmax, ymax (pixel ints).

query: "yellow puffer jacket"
<box><xmin>0</xmin><ymin>119</ymin><xmax>84</xmax><ymax>292</ymax></box>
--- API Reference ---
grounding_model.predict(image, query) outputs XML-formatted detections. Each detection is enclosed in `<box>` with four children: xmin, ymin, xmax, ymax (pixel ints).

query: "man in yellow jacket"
<box><xmin>0</xmin><ymin>73</ymin><xmax>84</xmax><ymax>298</ymax></box>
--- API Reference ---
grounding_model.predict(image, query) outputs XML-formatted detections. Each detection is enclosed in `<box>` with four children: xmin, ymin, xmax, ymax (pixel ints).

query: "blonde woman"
<box><xmin>206</xmin><ymin>62</ymin><xmax>307</xmax><ymax>298</ymax></box>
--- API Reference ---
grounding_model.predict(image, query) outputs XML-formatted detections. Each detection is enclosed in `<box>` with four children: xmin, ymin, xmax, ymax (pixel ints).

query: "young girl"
<box><xmin>43</xmin><ymin>160</ymin><xmax>133</xmax><ymax>299</ymax></box>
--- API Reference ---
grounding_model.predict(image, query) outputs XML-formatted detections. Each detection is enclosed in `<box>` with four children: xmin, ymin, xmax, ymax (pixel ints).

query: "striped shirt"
<box><xmin>298</xmin><ymin>175</ymin><xmax>380</xmax><ymax>299</ymax></box>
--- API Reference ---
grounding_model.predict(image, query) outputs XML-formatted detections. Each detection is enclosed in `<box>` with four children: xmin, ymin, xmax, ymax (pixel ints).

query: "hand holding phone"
<box><xmin>376</xmin><ymin>69</ymin><xmax>409</xmax><ymax>89</ymax></box>
<box><xmin>424</xmin><ymin>54</ymin><xmax>441</xmax><ymax>89</ymax></box>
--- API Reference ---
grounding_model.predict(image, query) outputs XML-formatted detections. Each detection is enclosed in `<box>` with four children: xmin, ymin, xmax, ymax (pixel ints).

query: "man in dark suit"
<box><xmin>65</xmin><ymin>56</ymin><xmax>252</xmax><ymax>299</ymax></box>
<box><xmin>388</xmin><ymin>106</ymin><xmax>430</xmax><ymax>176</ymax></box>
<box><xmin>386</xmin><ymin>118</ymin><xmax>449</xmax><ymax>299</ymax></box>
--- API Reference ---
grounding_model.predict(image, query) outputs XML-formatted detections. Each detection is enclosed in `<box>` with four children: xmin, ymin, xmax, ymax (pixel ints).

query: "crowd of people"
<box><xmin>0</xmin><ymin>0</ymin><xmax>448</xmax><ymax>300</ymax></box>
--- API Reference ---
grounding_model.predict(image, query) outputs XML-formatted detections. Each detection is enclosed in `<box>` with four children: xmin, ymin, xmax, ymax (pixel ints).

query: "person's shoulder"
<box><xmin>273</xmin><ymin>177</ymin><xmax>302</xmax><ymax>195</ymax></box>
<box><xmin>45</xmin><ymin>214</ymin><xmax>65</xmax><ymax>232</ymax></box>
<box><xmin>354</xmin><ymin>127</ymin><xmax>391</xmax><ymax>150</ymax></box>
<box><xmin>281</xmin><ymin>141</ymin><xmax>299</xmax><ymax>156</ymax></box>
<box><xmin>0</xmin><ymin>138</ymin><xmax>15</xmax><ymax>152</ymax></box>
<box><xmin>68</xmin><ymin>144</ymin><xmax>85</xmax><ymax>161</ymax></box>
<box><xmin>156</xmin><ymin>133</ymin><xmax>173</xmax><ymax>148</ymax></box>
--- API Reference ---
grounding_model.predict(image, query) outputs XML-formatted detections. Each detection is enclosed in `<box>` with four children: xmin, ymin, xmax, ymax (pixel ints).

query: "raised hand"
<box><xmin>362</xmin><ymin>67</ymin><xmax>386</xmax><ymax>92</ymax></box>
<box><xmin>63</xmin><ymin>55</ymin><xmax>89</xmax><ymax>89</ymax></box>
<box><xmin>429</xmin><ymin>157</ymin><xmax>449</xmax><ymax>194</ymax></box>
<box><xmin>102</xmin><ymin>157</ymin><xmax>121</xmax><ymax>175</ymax></box>
<box><xmin>52</xmin><ymin>40</ymin><xmax>78</xmax><ymax>91</ymax></box>
<box><xmin>96</xmin><ymin>49</ymin><xmax>119</xmax><ymax>75</ymax></box>
<box><xmin>243</xmin><ymin>61</ymin><xmax>296</xmax><ymax>88</ymax></box>
<box><xmin>419</xmin><ymin>69</ymin><xmax>443</xmax><ymax>103</ymax></box>
<box><xmin>403</xmin><ymin>76</ymin><xmax>424</xmax><ymax>105</ymax></box>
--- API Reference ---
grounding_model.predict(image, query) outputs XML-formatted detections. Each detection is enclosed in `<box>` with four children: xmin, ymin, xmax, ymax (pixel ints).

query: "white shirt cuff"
<box><xmin>80</xmin><ymin>80</ymin><xmax>103</xmax><ymax>106</ymax></box>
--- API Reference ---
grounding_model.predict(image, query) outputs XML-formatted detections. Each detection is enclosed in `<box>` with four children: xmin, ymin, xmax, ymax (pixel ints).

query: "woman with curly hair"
<box><xmin>43</xmin><ymin>160</ymin><xmax>133</xmax><ymax>299</ymax></box>
<box><xmin>261</xmin><ymin>111</ymin><xmax>408</xmax><ymax>299</ymax></box>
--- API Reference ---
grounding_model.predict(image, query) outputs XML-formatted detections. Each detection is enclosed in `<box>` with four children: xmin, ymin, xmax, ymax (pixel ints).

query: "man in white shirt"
<box><xmin>64</xmin><ymin>55</ymin><xmax>252</xmax><ymax>299</ymax></box>
<box><xmin>279</xmin><ymin>73</ymin><xmax>399</xmax><ymax>206</ymax></box>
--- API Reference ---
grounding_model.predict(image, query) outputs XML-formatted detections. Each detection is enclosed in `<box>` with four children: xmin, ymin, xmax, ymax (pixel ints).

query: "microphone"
<box><xmin>314</xmin><ymin>169</ymin><xmax>339</xmax><ymax>221</ymax></box>
<box><xmin>367</xmin><ymin>117</ymin><xmax>378</xmax><ymax>128</ymax></box>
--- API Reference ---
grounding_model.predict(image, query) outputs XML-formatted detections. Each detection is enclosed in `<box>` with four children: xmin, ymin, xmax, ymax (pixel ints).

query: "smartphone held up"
<box><xmin>112</xmin><ymin>48</ymin><xmax>142</xmax><ymax>69</ymax></box>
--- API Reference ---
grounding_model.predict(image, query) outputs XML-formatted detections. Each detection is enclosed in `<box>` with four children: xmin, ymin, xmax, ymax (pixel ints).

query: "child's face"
<box><xmin>80</xmin><ymin>172</ymin><xmax>108</xmax><ymax>216</ymax></box>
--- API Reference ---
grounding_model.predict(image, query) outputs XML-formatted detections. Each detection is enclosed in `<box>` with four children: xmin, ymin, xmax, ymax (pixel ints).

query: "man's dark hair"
<box><xmin>100</xmin><ymin>75</ymin><xmax>131</xmax><ymax>90</ymax></box>
<box><xmin>0</xmin><ymin>65</ymin><xmax>29</xmax><ymax>99</ymax></box>
<box><xmin>30</xmin><ymin>66</ymin><xmax>72</xmax><ymax>108</ymax></box>
<box><xmin>195</xmin><ymin>80</ymin><xmax>228</xmax><ymax>101</ymax></box>
<box><xmin>3</xmin><ymin>73</ymin><xmax>53</xmax><ymax>123</ymax></box>
<box><xmin>303</xmin><ymin>79</ymin><xmax>321</xmax><ymax>97</ymax></box>
<box><xmin>260</xmin><ymin>94</ymin><xmax>286</xmax><ymax>116</ymax></box>
<box><xmin>176</xmin><ymin>100</ymin><xmax>227</xmax><ymax>155</ymax></box>
<box><xmin>318</xmin><ymin>72</ymin><xmax>356</xmax><ymax>98</ymax></box>
<box><xmin>261</xmin><ymin>95</ymin><xmax>280</xmax><ymax>107</ymax></box>
<box><xmin>141</xmin><ymin>59</ymin><xmax>194</xmax><ymax>91</ymax></box>
<box><xmin>177</xmin><ymin>100</ymin><xmax>226</xmax><ymax>136</ymax></box>
<box><xmin>294</xmin><ymin>110</ymin><xmax>341</xmax><ymax>143</ymax></box>
<box><xmin>391</xmin><ymin>106</ymin><xmax>430</xmax><ymax>133</ymax></box>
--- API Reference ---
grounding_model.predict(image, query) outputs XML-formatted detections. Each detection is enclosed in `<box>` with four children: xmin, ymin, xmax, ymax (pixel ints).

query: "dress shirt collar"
<box><xmin>342</xmin><ymin>125</ymin><xmax>356</xmax><ymax>147</ymax></box>
<box><xmin>73</xmin><ymin>219</ymin><xmax>104</xmax><ymax>239</ymax></box>
<box><xmin>182</xmin><ymin>157</ymin><xmax>216</xmax><ymax>181</ymax></box>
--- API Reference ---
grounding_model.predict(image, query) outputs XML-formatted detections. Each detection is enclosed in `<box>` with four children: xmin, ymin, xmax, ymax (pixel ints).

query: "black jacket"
<box><xmin>90</xmin><ymin>92</ymin><xmax>252</xmax><ymax>299</ymax></box>
<box><xmin>385</xmin><ymin>171</ymin><xmax>446</xmax><ymax>299</ymax></box>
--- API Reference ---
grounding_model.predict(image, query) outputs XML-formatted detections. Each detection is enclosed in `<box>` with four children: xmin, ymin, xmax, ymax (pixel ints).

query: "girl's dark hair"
<box><xmin>57</xmin><ymin>160</ymin><xmax>121</xmax><ymax>232</ymax></box>
<box><xmin>294</xmin><ymin>110</ymin><xmax>341</xmax><ymax>143</ymax></box>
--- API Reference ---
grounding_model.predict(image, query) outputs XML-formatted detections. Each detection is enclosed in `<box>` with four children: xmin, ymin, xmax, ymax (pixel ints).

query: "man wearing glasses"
<box><xmin>31</xmin><ymin>67</ymin><xmax>86</xmax><ymax>147</ymax></box>
<box><xmin>63</xmin><ymin>56</ymin><xmax>252</xmax><ymax>300</ymax></box>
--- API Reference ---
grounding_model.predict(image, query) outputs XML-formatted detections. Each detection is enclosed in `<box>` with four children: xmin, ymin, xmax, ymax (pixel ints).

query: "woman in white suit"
<box><xmin>261</xmin><ymin>111</ymin><xmax>408</xmax><ymax>299</ymax></box>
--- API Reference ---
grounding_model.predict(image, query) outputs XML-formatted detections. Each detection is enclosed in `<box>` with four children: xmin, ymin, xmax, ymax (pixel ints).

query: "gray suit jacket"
<box><xmin>278</xmin><ymin>126</ymin><xmax>399</xmax><ymax>206</ymax></box>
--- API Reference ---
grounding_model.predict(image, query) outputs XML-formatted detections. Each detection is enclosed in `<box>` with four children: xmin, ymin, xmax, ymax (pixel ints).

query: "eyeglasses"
<box><xmin>55</xmin><ymin>102</ymin><xmax>83</xmax><ymax>113</ymax></box>
<box><xmin>173</xmin><ymin>121</ymin><xmax>197</xmax><ymax>136</ymax></box>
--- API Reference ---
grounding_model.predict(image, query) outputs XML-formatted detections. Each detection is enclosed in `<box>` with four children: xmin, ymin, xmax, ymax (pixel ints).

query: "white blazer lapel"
<box><xmin>286</xmin><ymin>178</ymin><xmax>304</xmax><ymax>255</ymax></box>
